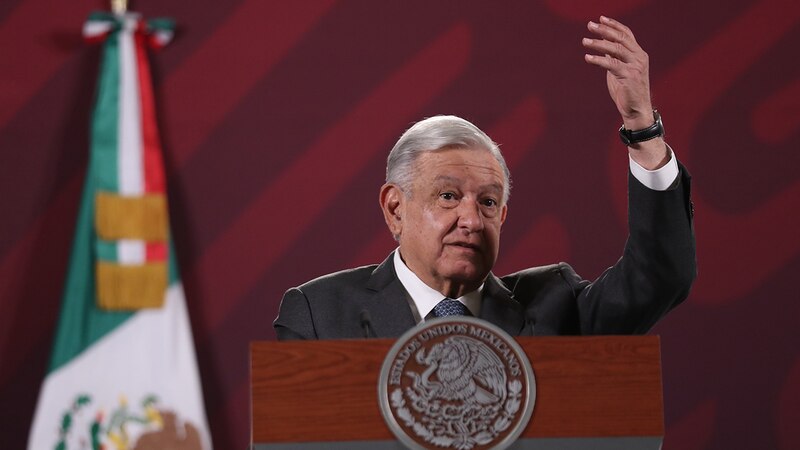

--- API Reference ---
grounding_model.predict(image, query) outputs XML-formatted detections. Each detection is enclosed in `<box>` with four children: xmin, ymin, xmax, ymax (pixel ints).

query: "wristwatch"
<box><xmin>619</xmin><ymin>110</ymin><xmax>664</xmax><ymax>146</ymax></box>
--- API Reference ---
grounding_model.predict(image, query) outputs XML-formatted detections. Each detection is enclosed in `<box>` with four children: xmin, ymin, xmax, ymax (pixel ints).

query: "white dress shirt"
<box><xmin>393</xmin><ymin>250</ymin><xmax>482</xmax><ymax>323</ymax></box>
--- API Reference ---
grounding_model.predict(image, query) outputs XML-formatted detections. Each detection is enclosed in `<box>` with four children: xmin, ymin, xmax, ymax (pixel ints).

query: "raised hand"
<box><xmin>583</xmin><ymin>16</ymin><xmax>668</xmax><ymax>169</ymax></box>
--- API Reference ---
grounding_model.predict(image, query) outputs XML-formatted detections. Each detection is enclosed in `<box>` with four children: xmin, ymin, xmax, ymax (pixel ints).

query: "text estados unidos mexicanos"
<box><xmin>389</xmin><ymin>323</ymin><xmax>521</xmax><ymax>385</ymax></box>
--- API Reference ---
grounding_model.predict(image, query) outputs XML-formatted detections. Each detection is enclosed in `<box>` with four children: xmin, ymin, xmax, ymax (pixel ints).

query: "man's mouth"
<box><xmin>448</xmin><ymin>242</ymin><xmax>480</xmax><ymax>251</ymax></box>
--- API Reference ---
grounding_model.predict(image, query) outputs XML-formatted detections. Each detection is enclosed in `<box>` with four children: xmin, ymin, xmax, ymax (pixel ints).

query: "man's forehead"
<box><xmin>407</xmin><ymin>147</ymin><xmax>508</xmax><ymax>198</ymax></box>
<box><xmin>431</xmin><ymin>174</ymin><xmax>504</xmax><ymax>193</ymax></box>
<box><xmin>418</xmin><ymin>147</ymin><xmax>502</xmax><ymax>171</ymax></box>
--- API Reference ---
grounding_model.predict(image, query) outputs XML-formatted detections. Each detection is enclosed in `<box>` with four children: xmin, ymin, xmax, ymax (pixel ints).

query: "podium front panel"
<box><xmin>251</xmin><ymin>336</ymin><xmax>664</xmax><ymax>449</ymax></box>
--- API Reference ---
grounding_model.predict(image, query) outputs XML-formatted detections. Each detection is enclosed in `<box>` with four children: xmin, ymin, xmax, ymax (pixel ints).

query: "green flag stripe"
<box><xmin>168</xmin><ymin>238</ymin><xmax>180</xmax><ymax>285</ymax></box>
<box><xmin>90</xmin><ymin>26</ymin><xmax>120</xmax><ymax>193</ymax></box>
<box><xmin>95</xmin><ymin>239</ymin><xmax>118</xmax><ymax>262</ymax></box>
<box><xmin>47</xmin><ymin>176</ymin><xmax>132</xmax><ymax>373</ymax></box>
<box><xmin>49</xmin><ymin>25</ymin><xmax>128</xmax><ymax>373</ymax></box>
<box><xmin>147</xmin><ymin>17</ymin><xmax>175</xmax><ymax>32</ymax></box>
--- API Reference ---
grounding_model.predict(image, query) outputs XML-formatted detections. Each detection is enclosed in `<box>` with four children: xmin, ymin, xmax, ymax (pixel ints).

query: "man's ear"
<box><xmin>379</xmin><ymin>183</ymin><xmax>404</xmax><ymax>238</ymax></box>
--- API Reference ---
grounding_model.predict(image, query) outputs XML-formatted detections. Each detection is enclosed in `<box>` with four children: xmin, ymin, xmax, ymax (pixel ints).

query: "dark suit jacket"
<box><xmin>274</xmin><ymin>167</ymin><xmax>696</xmax><ymax>340</ymax></box>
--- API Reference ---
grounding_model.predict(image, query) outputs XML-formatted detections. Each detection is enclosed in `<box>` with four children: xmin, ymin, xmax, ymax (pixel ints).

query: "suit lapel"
<box><xmin>364</xmin><ymin>253</ymin><xmax>417</xmax><ymax>338</ymax></box>
<box><xmin>361</xmin><ymin>255</ymin><xmax>526</xmax><ymax>337</ymax></box>
<box><xmin>480</xmin><ymin>274</ymin><xmax>526</xmax><ymax>336</ymax></box>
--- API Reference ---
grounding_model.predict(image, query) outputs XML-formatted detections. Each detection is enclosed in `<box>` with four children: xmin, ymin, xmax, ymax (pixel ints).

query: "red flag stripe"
<box><xmin>145</xmin><ymin>241</ymin><xmax>168</xmax><ymax>262</ymax></box>
<box><xmin>134</xmin><ymin>19</ymin><xmax>166</xmax><ymax>194</ymax></box>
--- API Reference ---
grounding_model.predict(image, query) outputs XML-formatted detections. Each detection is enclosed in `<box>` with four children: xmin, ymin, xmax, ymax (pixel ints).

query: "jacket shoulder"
<box><xmin>293</xmin><ymin>264</ymin><xmax>379</xmax><ymax>295</ymax></box>
<box><xmin>495</xmin><ymin>262</ymin><xmax>588</xmax><ymax>335</ymax></box>
<box><xmin>499</xmin><ymin>262</ymin><xmax>586</xmax><ymax>294</ymax></box>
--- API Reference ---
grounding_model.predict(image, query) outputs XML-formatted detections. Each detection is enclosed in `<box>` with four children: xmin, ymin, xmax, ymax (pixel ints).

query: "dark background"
<box><xmin>1</xmin><ymin>0</ymin><xmax>798</xmax><ymax>449</ymax></box>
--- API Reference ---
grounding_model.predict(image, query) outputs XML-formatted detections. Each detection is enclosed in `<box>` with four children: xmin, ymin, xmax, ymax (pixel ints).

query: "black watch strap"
<box><xmin>619</xmin><ymin>110</ymin><xmax>664</xmax><ymax>146</ymax></box>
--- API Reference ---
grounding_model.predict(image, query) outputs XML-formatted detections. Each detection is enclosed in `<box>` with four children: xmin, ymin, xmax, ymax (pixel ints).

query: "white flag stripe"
<box><xmin>118</xmin><ymin>16</ymin><xmax>144</xmax><ymax>196</ymax></box>
<box><xmin>152</xmin><ymin>30</ymin><xmax>174</xmax><ymax>46</ymax></box>
<box><xmin>117</xmin><ymin>239</ymin><xmax>145</xmax><ymax>264</ymax></box>
<box><xmin>83</xmin><ymin>21</ymin><xmax>113</xmax><ymax>38</ymax></box>
<box><xmin>28</xmin><ymin>284</ymin><xmax>211</xmax><ymax>449</ymax></box>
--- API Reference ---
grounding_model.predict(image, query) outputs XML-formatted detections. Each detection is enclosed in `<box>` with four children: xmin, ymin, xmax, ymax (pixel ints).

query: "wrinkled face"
<box><xmin>382</xmin><ymin>147</ymin><xmax>507</xmax><ymax>296</ymax></box>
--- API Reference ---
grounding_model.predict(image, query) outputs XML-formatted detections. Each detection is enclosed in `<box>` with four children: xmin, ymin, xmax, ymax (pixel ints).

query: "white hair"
<box><xmin>386</xmin><ymin>115</ymin><xmax>511</xmax><ymax>203</ymax></box>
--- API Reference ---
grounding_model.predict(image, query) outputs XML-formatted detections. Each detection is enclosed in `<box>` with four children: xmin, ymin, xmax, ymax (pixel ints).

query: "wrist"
<box><xmin>623</xmin><ymin>114</ymin><xmax>655</xmax><ymax>130</ymax></box>
<box><xmin>628</xmin><ymin>137</ymin><xmax>669</xmax><ymax>170</ymax></box>
<box><xmin>619</xmin><ymin>110</ymin><xmax>664</xmax><ymax>147</ymax></box>
<box><xmin>621</xmin><ymin>104</ymin><xmax>656</xmax><ymax>128</ymax></box>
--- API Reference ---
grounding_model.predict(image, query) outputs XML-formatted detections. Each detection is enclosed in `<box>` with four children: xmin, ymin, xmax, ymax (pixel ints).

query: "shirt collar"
<box><xmin>393</xmin><ymin>248</ymin><xmax>482</xmax><ymax>321</ymax></box>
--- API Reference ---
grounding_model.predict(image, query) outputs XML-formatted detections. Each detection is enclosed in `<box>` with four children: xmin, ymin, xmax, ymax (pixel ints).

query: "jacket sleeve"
<box><xmin>573</xmin><ymin>163</ymin><xmax>697</xmax><ymax>334</ymax></box>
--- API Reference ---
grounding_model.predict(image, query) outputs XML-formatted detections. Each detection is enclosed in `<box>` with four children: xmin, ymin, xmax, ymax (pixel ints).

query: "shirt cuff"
<box><xmin>629</xmin><ymin>145</ymin><xmax>680</xmax><ymax>191</ymax></box>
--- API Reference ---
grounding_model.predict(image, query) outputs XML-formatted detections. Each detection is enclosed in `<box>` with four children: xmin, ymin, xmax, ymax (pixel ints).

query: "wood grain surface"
<box><xmin>251</xmin><ymin>336</ymin><xmax>663</xmax><ymax>443</ymax></box>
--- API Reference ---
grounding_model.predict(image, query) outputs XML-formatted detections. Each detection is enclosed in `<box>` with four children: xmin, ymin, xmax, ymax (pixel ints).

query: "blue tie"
<box><xmin>432</xmin><ymin>298</ymin><xmax>472</xmax><ymax>317</ymax></box>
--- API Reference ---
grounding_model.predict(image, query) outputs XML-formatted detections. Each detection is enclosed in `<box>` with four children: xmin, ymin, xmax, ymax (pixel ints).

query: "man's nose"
<box><xmin>457</xmin><ymin>200</ymin><xmax>484</xmax><ymax>232</ymax></box>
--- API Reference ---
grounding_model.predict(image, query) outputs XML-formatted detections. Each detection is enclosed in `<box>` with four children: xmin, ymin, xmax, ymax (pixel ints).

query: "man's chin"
<box><xmin>441</xmin><ymin>265</ymin><xmax>490</xmax><ymax>286</ymax></box>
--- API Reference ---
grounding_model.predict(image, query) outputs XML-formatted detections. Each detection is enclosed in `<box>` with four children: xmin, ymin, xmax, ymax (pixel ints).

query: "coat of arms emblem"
<box><xmin>379</xmin><ymin>317</ymin><xmax>535</xmax><ymax>450</ymax></box>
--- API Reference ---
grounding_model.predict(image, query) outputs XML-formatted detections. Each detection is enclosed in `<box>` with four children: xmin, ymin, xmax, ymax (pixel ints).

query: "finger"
<box><xmin>599</xmin><ymin>15</ymin><xmax>636</xmax><ymax>41</ymax></box>
<box><xmin>582</xmin><ymin>37</ymin><xmax>633</xmax><ymax>63</ymax></box>
<box><xmin>583</xmin><ymin>53</ymin><xmax>620</xmax><ymax>72</ymax></box>
<box><xmin>587</xmin><ymin>20</ymin><xmax>638</xmax><ymax>53</ymax></box>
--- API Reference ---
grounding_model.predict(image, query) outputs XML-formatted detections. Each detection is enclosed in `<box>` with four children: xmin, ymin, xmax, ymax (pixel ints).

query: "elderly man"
<box><xmin>274</xmin><ymin>16</ymin><xmax>696</xmax><ymax>340</ymax></box>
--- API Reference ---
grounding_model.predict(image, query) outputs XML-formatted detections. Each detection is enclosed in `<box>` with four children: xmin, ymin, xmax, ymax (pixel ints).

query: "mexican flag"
<box><xmin>28</xmin><ymin>11</ymin><xmax>211</xmax><ymax>450</ymax></box>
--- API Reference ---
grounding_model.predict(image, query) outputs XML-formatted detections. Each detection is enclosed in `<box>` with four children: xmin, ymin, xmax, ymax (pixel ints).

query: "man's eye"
<box><xmin>482</xmin><ymin>198</ymin><xmax>497</xmax><ymax>207</ymax></box>
<box><xmin>440</xmin><ymin>193</ymin><xmax>456</xmax><ymax>201</ymax></box>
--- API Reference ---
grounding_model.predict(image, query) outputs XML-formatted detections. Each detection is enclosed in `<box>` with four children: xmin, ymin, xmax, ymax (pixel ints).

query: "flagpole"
<box><xmin>111</xmin><ymin>0</ymin><xmax>128</xmax><ymax>15</ymax></box>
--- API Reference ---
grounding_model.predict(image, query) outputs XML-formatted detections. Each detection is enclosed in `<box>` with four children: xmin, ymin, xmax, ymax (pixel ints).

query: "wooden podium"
<box><xmin>250</xmin><ymin>336</ymin><xmax>664</xmax><ymax>449</ymax></box>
